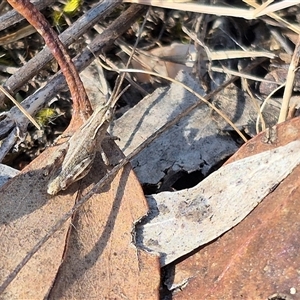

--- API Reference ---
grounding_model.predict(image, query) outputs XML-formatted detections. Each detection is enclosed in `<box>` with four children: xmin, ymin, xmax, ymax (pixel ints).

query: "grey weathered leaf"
<box><xmin>136</xmin><ymin>140</ymin><xmax>300</xmax><ymax>265</ymax></box>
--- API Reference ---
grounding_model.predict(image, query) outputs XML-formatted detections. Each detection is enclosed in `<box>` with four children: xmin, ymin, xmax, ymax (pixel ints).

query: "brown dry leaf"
<box><xmin>0</xmin><ymin>139</ymin><xmax>160</xmax><ymax>299</ymax></box>
<box><xmin>131</xmin><ymin>43</ymin><xmax>196</xmax><ymax>82</ymax></box>
<box><xmin>170</xmin><ymin>117</ymin><xmax>300</xmax><ymax>299</ymax></box>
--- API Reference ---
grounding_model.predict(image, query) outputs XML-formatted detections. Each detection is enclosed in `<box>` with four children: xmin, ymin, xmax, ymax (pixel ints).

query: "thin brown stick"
<box><xmin>6</xmin><ymin>0</ymin><xmax>92</xmax><ymax>126</ymax></box>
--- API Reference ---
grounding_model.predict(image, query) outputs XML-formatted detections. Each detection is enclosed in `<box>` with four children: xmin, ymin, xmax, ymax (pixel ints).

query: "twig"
<box><xmin>6</xmin><ymin>0</ymin><xmax>92</xmax><ymax>125</ymax></box>
<box><xmin>0</xmin><ymin>0</ymin><xmax>55</xmax><ymax>31</ymax></box>
<box><xmin>0</xmin><ymin>0</ymin><xmax>120</xmax><ymax>107</ymax></box>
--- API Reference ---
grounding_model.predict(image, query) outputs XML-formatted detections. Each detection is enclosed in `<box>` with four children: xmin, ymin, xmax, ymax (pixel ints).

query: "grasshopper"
<box><xmin>47</xmin><ymin>97</ymin><xmax>115</xmax><ymax>195</ymax></box>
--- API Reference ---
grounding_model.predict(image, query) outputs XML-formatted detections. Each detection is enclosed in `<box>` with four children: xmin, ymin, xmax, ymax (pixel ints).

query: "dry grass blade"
<box><xmin>125</xmin><ymin>0</ymin><xmax>255</xmax><ymax>19</ymax></box>
<box><xmin>278</xmin><ymin>35</ymin><xmax>300</xmax><ymax>123</ymax></box>
<box><xmin>252</xmin><ymin>0</ymin><xmax>274</xmax><ymax>17</ymax></box>
<box><xmin>258</xmin><ymin>82</ymin><xmax>286</xmax><ymax>131</ymax></box>
<box><xmin>253</xmin><ymin>0</ymin><xmax>300</xmax><ymax>17</ymax></box>
<box><xmin>211</xmin><ymin>66</ymin><xmax>281</xmax><ymax>84</ymax></box>
<box><xmin>243</xmin><ymin>0</ymin><xmax>300</xmax><ymax>33</ymax></box>
<box><xmin>98</xmin><ymin>59</ymin><xmax>248</xmax><ymax>142</ymax></box>
<box><xmin>207</xmin><ymin>50</ymin><xmax>274</xmax><ymax>60</ymax></box>
<box><xmin>127</xmin><ymin>0</ymin><xmax>300</xmax><ymax>34</ymax></box>
<box><xmin>110</xmin><ymin>5</ymin><xmax>150</xmax><ymax>104</ymax></box>
<box><xmin>0</xmin><ymin>86</ymin><xmax>40</xmax><ymax>129</ymax></box>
